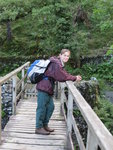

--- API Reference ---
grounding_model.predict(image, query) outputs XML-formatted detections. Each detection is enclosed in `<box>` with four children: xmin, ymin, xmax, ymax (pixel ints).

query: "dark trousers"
<box><xmin>36</xmin><ymin>90</ymin><xmax>54</xmax><ymax>128</ymax></box>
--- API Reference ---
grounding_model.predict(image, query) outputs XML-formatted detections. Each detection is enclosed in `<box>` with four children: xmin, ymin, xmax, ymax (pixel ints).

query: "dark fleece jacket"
<box><xmin>36</xmin><ymin>56</ymin><xmax>77</xmax><ymax>95</ymax></box>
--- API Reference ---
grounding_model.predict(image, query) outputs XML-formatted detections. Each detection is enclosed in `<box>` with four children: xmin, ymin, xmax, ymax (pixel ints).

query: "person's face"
<box><xmin>60</xmin><ymin>51</ymin><xmax>70</xmax><ymax>63</ymax></box>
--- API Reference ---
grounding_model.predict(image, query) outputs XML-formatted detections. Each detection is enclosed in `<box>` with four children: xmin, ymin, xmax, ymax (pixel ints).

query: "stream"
<box><xmin>104</xmin><ymin>91</ymin><xmax>113</xmax><ymax>103</ymax></box>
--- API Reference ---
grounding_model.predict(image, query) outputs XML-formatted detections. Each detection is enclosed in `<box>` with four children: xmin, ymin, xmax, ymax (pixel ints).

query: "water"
<box><xmin>104</xmin><ymin>91</ymin><xmax>113</xmax><ymax>104</ymax></box>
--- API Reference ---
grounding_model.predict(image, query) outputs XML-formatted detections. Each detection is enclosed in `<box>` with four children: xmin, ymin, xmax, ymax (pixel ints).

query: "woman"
<box><xmin>35</xmin><ymin>49</ymin><xmax>82</xmax><ymax>135</ymax></box>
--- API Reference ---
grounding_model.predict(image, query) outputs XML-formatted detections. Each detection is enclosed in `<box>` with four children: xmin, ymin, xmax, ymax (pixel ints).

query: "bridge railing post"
<box><xmin>60</xmin><ymin>83</ymin><xmax>65</xmax><ymax>115</ymax></box>
<box><xmin>12</xmin><ymin>75</ymin><xmax>17</xmax><ymax>115</ymax></box>
<box><xmin>21</xmin><ymin>68</ymin><xmax>25</xmax><ymax>99</ymax></box>
<box><xmin>55</xmin><ymin>82</ymin><xmax>61</xmax><ymax>99</ymax></box>
<box><xmin>0</xmin><ymin>84</ymin><xmax>1</xmax><ymax>144</ymax></box>
<box><xmin>67</xmin><ymin>90</ymin><xmax>73</xmax><ymax>133</ymax></box>
<box><xmin>86</xmin><ymin>128</ymin><xmax>98</xmax><ymax>150</ymax></box>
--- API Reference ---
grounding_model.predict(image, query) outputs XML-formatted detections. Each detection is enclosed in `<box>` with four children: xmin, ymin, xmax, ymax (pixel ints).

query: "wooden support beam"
<box><xmin>0</xmin><ymin>85</ymin><xmax>1</xmax><ymax>144</ymax></box>
<box><xmin>67</xmin><ymin>90</ymin><xmax>73</xmax><ymax>133</ymax></box>
<box><xmin>12</xmin><ymin>75</ymin><xmax>17</xmax><ymax>115</ymax></box>
<box><xmin>21</xmin><ymin>68</ymin><xmax>25</xmax><ymax>99</ymax></box>
<box><xmin>86</xmin><ymin>128</ymin><xmax>98</xmax><ymax>150</ymax></box>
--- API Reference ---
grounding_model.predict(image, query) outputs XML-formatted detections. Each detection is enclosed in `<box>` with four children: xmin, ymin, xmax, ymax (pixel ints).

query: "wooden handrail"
<box><xmin>1</xmin><ymin>63</ymin><xmax>113</xmax><ymax>149</ymax></box>
<box><xmin>59</xmin><ymin>81</ymin><xmax>113</xmax><ymax>150</ymax></box>
<box><xmin>0</xmin><ymin>62</ymin><xmax>30</xmax><ymax>85</ymax></box>
<box><xmin>0</xmin><ymin>61</ymin><xmax>30</xmax><ymax>144</ymax></box>
<box><xmin>0</xmin><ymin>86</ymin><xmax>1</xmax><ymax>144</ymax></box>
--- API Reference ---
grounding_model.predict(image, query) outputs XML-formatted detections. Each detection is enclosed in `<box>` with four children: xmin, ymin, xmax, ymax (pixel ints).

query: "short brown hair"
<box><xmin>60</xmin><ymin>49</ymin><xmax>70</xmax><ymax>55</ymax></box>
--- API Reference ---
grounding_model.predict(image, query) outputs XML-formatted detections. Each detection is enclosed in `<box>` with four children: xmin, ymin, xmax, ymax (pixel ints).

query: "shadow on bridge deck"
<box><xmin>0</xmin><ymin>97</ymin><xmax>68</xmax><ymax>150</ymax></box>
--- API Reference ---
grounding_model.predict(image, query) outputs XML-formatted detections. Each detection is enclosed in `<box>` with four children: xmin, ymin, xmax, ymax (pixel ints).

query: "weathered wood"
<box><xmin>12</xmin><ymin>75</ymin><xmax>17</xmax><ymax>115</ymax></box>
<box><xmin>71</xmin><ymin>115</ymin><xmax>85</xmax><ymax>150</ymax></box>
<box><xmin>0</xmin><ymin>62</ymin><xmax>30</xmax><ymax>118</ymax></box>
<box><xmin>6</xmin><ymin>120</ymin><xmax>66</xmax><ymax>127</ymax></box>
<box><xmin>21</xmin><ymin>68</ymin><xmax>25</xmax><ymax>99</ymax></box>
<box><xmin>86</xmin><ymin>128</ymin><xmax>98</xmax><ymax>150</ymax></box>
<box><xmin>67</xmin><ymin>133</ymin><xmax>74</xmax><ymax>150</ymax></box>
<box><xmin>0</xmin><ymin>143</ymin><xmax>66</xmax><ymax>150</ymax></box>
<box><xmin>0</xmin><ymin>85</ymin><xmax>1</xmax><ymax>144</ymax></box>
<box><xmin>4</xmin><ymin>128</ymin><xmax>66</xmax><ymax>135</ymax></box>
<box><xmin>4</xmin><ymin>123</ymin><xmax>66</xmax><ymax>128</ymax></box>
<box><xmin>0</xmin><ymin>62</ymin><xmax>30</xmax><ymax>145</ymax></box>
<box><xmin>2</xmin><ymin>62</ymin><xmax>113</xmax><ymax>149</ymax></box>
<box><xmin>2</xmin><ymin>132</ymin><xmax>66</xmax><ymax>140</ymax></box>
<box><xmin>0</xmin><ymin>61</ymin><xmax>67</xmax><ymax>149</ymax></box>
<box><xmin>66</xmin><ymin>81</ymin><xmax>113</xmax><ymax>150</ymax></box>
<box><xmin>0</xmin><ymin>98</ymin><xmax>67</xmax><ymax>150</ymax></box>
<box><xmin>3</xmin><ymin>137</ymin><xmax>66</xmax><ymax>146</ymax></box>
<box><xmin>0</xmin><ymin>62</ymin><xmax>30</xmax><ymax>85</ymax></box>
<box><xmin>16</xmin><ymin>90</ymin><xmax>23</xmax><ymax>101</ymax></box>
<box><xmin>60</xmin><ymin>83</ymin><xmax>65</xmax><ymax>115</ymax></box>
<box><xmin>60</xmin><ymin>104</ymin><xmax>67</xmax><ymax>123</ymax></box>
<box><xmin>67</xmin><ymin>90</ymin><xmax>73</xmax><ymax>133</ymax></box>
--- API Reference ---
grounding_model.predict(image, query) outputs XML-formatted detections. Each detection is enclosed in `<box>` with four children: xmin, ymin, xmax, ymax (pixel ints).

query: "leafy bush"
<box><xmin>66</xmin><ymin>56</ymin><xmax>113</xmax><ymax>83</ymax></box>
<box><xmin>96</xmin><ymin>62</ymin><xmax>113</xmax><ymax>82</ymax></box>
<box><xmin>94</xmin><ymin>97</ymin><xmax>113</xmax><ymax>135</ymax></box>
<box><xmin>2</xmin><ymin>110</ymin><xmax>6</xmax><ymax>118</ymax></box>
<box><xmin>66</xmin><ymin>63</ymin><xmax>96</xmax><ymax>80</ymax></box>
<box><xmin>0</xmin><ymin>0</ymin><xmax>113</xmax><ymax>58</ymax></box>
<box><xmin>106</xmin><ymin>45</ymin><xmax>113</xmax><ymax>56</ymax></box>
<box><xmin>73</xmin><ymin>96</ymin><xmax>113</xmax><ymax>135</ymax></box>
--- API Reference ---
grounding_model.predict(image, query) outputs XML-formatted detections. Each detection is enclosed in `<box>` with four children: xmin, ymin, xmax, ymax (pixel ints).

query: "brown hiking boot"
<box><xmin>35</xmin><ymin>128</ymin><xmax>50</xmax><ymax>135</ymax></box>
<box><xmin>44</xmin><ymin>126</ymin><xmax>54</xmax><ymax>132</ymax></box>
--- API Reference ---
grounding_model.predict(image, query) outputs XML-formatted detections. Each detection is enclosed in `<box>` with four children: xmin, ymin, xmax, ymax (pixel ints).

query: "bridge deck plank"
<box><xmin>0</xmin><ymin>97</ymin><xmax>67</xmax><ymax>150</ymax></box>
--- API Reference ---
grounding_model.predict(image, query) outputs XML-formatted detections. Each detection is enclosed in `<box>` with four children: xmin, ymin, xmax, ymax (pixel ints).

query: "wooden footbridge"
<box><xmin>0</xmin><ymin>62</ymin><xmax>113</xmax><ymax>150</ymax></box>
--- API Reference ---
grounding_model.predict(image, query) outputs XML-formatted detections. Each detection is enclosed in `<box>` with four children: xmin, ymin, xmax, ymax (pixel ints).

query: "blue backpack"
<box><xmin>27</xmin><ymin>59</ymin><xmax>50</xmax><ymax>84</ymax></box>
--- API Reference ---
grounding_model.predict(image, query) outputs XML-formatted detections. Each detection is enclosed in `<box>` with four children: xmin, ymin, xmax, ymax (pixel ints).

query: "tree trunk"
<box><xmin>7</xmin><ymin>20</ymin><xmax>12</xmax><ymax>41</ymax></box>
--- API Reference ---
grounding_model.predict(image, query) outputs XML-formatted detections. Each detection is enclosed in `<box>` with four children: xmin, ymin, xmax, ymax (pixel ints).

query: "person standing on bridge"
<box><xmin>35</xmin><ymin>49</ymin><xmax>82</xmax><ymax>135</ymax></box>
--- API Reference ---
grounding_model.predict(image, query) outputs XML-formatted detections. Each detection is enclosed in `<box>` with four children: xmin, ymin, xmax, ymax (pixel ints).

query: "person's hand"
<box><xmin>76</xmin><ymin>75</ymin><xmax>82</xmax><ymax>81</ymax></box>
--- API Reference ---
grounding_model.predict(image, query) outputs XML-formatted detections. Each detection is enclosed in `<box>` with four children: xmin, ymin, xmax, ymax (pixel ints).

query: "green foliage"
<box><xmin>2</xmin><ymin>110</ymin><xmax>6</xmax><ymax>118</ymax></box>
<box><xmin>94</xmin><ymin>97</ymin><xmax>113</xmax><ymax>135</ymax></box>
<box><xmin>0</xmin><ymin>0</ymin><xmax>33</xmax><ymax>21</ymax></box>
<box><xmin>73</xmin><ymin>109</ymin><xmax>81</xmax><ymax>117</ymax></box>
<box><xmin>0</xmin><ymin>62</ymin><xmax>20</xmax><ymax>76</ymax></box>
<box><xmin>92</xmin><ymin>0</ymin><xmax>113</xmax><ymax>31</ymax></box>
<box><xmin>66</xmin><ymin>56</ymin><xmax>113</xmax><ymax>83</ymax></box>
<box><xmin>96</xmin><ymin>62</ymin><xmax>113</xmax><ymax>82</ymax></box>
<box><xmin>106</xmin><ymin>45</ymin><xmax>113</xmax><ymax>56</ymax></box>
<box><xmin>0</xmin><ymin>0</ymin><xmax>113</xmax><ymax>58</ymax></box>
<box><xmin>73</xmin><ymin>95</ymin><xmax>113</xmax><ymax>135</ymax></box>
<box><xmin>66</xmin><ymin>63</ymin><xmax>96</xmax><ymax>80</ymax></box>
